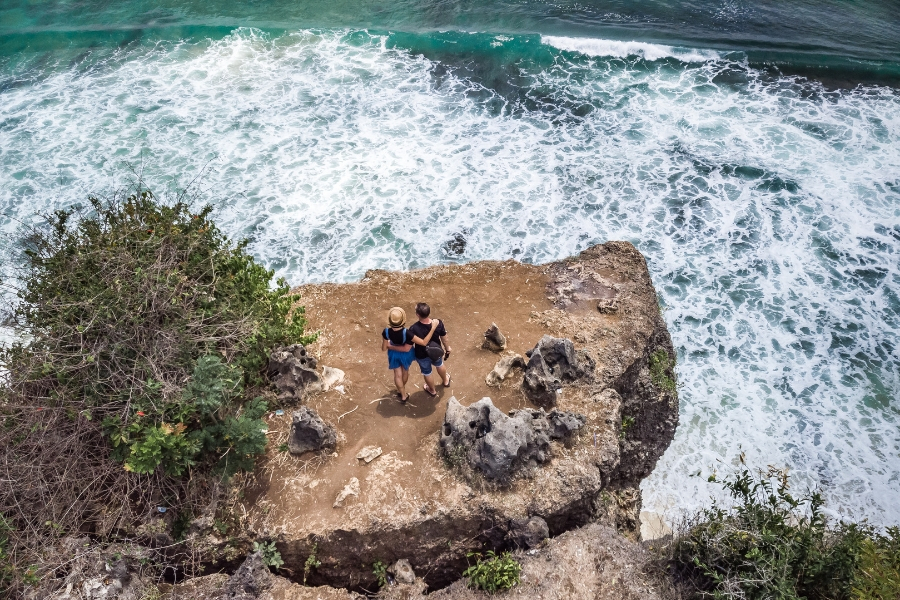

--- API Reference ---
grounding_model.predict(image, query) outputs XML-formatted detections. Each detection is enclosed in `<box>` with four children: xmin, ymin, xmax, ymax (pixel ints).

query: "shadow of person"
<box><xmin>374</xmin><ymin>389</ymin><xmax>443</xmax><ymax>419</ymax></box>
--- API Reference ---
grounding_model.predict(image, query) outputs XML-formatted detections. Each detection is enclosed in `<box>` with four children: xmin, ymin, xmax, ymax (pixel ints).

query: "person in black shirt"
<box><xmin>382</xmin><ymin>306</ymin><xmax>440</xmax><ymax>403</ymax></box>
<box><xmin>407</xmin><ymin>302</ymin><xmax>452</xmax><ymax>397</ymax></box>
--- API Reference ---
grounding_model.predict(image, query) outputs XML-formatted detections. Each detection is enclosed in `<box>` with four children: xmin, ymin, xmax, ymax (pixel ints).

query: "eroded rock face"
<box><xmin>288</xmin><ymin>407</ymin><xmax>336</xmax><ymax>456</ymax></box>
<box><xmin>221</xmin><ymin>242</ymin><xmax>678</xmax><ymax>593</ymax></box>
<box><xmin>269</xmin><ymin>345</ymin><xmax>321</xmax><ymax>401</ymax></box>
<box><xmin>440</xmin><ymin>397</ymin><xmax>585</xmax><ymax>481</ymax></box>
<box><xmin>522</xmin><ymin>336</ymin><xmax>595</xmax><ymax>407</ymax></box>
<box><xmin>224</xmin><ymin>552</ymin><xmax>273</xmax><ymax>600</ymax></box>
<box><xmin>506</xmin><ymin>516</ymin><xmax>549</xmax><ymax>549</ymax></box>
<box><xmin>440</xmin><ymin>397</ymin><xmax>551</xmax><ymax>481</ymax></box>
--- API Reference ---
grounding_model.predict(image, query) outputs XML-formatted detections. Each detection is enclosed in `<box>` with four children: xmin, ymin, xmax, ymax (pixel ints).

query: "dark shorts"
<box><xmin>416</xmin><ymin>355</ymin><xmax>443</xmax><ymax>376</ymax></box>
<box><xmin>388</xmin><ymin>348</ymin><xmax>415</xmax><ymax>370</ymax></box>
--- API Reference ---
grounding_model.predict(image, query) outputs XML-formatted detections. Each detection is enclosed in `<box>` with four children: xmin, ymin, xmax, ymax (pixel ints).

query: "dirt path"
<box><xmin>249</xmin><ymin>260</ymin><xmax>558</xmax><ymax>529</ymax></box>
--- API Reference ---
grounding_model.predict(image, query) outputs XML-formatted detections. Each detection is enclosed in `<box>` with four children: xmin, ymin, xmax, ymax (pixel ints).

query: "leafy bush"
<box><xmin>463</xmin><ymin>550</ymin><xmax>521</xmax><ymax>593</ymax></box>
<box><xmin>853</xmin><ymin>527</ymin><xmax>900</xmax><ymax>600</ymax></box>
<box><xmin>0</xmin><ymin>187</ymin><xmax>313</xmax><ymax>593</ymax></box>
<box><xmin>253</xmin><ymin>540</ymin><xmax>284</xmax><ymax>570</ymax></box>
<box><xmin>666</xmin><ymin>465</ymin><xmax>900</xmax><ymax>600</ymax></box>
<box><xmin>372</xmin><ymin>560</ymin><xmax>388</xmax><ymax>587</ymax></box>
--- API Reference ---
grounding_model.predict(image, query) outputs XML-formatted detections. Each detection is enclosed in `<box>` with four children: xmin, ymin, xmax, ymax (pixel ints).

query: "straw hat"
<box><xmin>388</xmin><ymin>307</ymin><xmax>407</xmax><ymax>328</ymax></box>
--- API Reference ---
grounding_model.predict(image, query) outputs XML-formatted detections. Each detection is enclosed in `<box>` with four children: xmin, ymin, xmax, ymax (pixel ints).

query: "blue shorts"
<box><xmin>416</xmin><ymin>355</ymin><xmax>444</xmax><ymax>376</ymax></box>
<box><xmin>388</xmin><ymin>348</ymin><xmax>415</xmax><ymax>370</ymax></box>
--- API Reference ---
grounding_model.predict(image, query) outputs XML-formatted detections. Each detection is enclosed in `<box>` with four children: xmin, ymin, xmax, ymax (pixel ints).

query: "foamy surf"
<box><xmin>541</xmin><ymin>35</ymin><xmax>724</xmax><ymax>62</ymax></box>
<box><xmin>0</xmin><ymin>28</ymin><xmax>899</xmax><ymax>528</ymax></box>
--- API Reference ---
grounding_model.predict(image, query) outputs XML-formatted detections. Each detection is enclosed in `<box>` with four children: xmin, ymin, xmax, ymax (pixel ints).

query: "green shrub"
<box><xmin>253</xmin><ymin>540</ymin><xmax>284</xmax><ymax>570</ymax></box>
<box><xmin>463</xmin><ymin>550</ymin><xmax>521</xmax><ymax>593</ymax></box>
<box><xmin>3</xmin><ymin>191</ymin><xmax>311</xmax><ymax>475</ymax></box>
<box><xmin>372</xmin><ymin>560</ymin><xmax>388</xmax><ymax>587</ymax></box>
<box><xmin>0</xmin><ymin>187</ymin><xmax>313</xmax><ymax>594</ymax></box>
<box><xmin>649</xmin><ymin>348</ymin><xmax>677</xmax><ymax>394</ymax></box>
<box><xmin>667</xmin><ymin>466</ymin><xmax>899</xmax><ymax>600</ymax></box>
<box><xmin>853</xmin><ymin>527</ymin><xmax>900</xmax><ymax>600</ymax></box>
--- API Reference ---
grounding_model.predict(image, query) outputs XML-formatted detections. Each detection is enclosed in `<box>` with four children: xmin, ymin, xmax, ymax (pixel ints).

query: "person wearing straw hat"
<box><xmin>381</xmin><ymin>307</ymin><xmax>438</xmax><ymax>403</ymax></box>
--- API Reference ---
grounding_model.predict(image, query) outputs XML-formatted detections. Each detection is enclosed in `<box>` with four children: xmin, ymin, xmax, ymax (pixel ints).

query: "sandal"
<box><xmin>425</xmin><ymin>386</ymin><xmax>438</xmax><ymax>398</ymax></box>
<box><xmin>443</xmin><ymin>375</ymin><xmax>452</xmax><ymax>387</ymax></box>
<box><xmin>400</xmin><ymin>394</ymin><xmax>410</xmax><ymax>404</ymax></box>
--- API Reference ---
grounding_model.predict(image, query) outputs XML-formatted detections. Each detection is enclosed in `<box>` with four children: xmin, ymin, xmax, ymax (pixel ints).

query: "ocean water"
<box><xmin>1</xmin><ymin>1</ymin><xmax>899</xmax><ymax>525</ymax></box>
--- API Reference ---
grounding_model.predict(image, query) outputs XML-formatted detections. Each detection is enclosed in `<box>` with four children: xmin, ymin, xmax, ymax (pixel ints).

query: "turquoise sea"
<box><xmin>1</xmin><ymin>1</ymin><xmax>899</xmax><ymax>525</ymax></box>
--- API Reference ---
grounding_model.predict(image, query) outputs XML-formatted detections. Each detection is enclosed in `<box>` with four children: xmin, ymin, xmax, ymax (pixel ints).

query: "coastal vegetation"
<box><xmin>0</xmin><ymin>187</ymin><xmax>312</xmax><ymax>594</ymax></box>
<box><xmin>664</xmin><ymin>465</ymin><xmax>900</xmax><ymax>600</ymax></box>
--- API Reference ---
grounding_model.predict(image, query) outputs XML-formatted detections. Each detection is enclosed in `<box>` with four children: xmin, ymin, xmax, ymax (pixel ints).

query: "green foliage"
<box><xmin>668</xmin><ymin>466</ymin><xmax>898</xmax><ymax>600</ymax></box>
<box><xmin>253</xmin><ymin>540</ymin><xmax>284</xmax><ymax>570</ymax></box>
<box><xmin>304</xmin><ymin>544</ymin><xmax>321</xmax><ymax>584</ymax></box>
<box><xmin>853</xmin><ymin>527</ymin><xmax>900</xmax><ymax>600</ymax></box>
<box><xmin>3</xmin><ymin>190</ymin><xmax>312</xmax><ymax>477</ymax></box>
<box><xmin>372</xmin><ymin>560</ymin><xmax>388</xmax><ymax>588</ymax></box>
<box><xmin>620</xmin><ymin>415</ymin><xmax>635</xmax><ymax>439</ymax></box>
<box><xmin>463</xmin><ymin>551</ymin><xmax>521</xmax><ymax>593</ymax></box>
<box><xmin>649</xmin><ymin>348</ymin><xmax>677</xmax><ymax>394</ymax></box>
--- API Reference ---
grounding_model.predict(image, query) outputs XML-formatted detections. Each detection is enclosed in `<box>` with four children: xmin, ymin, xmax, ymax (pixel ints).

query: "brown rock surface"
<box><xmin>228</xmin><ymin>242</ymin><xmax>677</xmax><ymax>591</ymax></box>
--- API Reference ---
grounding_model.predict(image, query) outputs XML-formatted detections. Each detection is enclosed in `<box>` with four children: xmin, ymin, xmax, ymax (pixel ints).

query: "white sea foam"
<box><xmin>1</xmin><ymin>29</ymin><xmax>899</xmax><ymax>525</ymax></box>
<box><xmin>541</xmin><ymin>35</ymin><xmax>723</xmax><ymax>62</ymax></box>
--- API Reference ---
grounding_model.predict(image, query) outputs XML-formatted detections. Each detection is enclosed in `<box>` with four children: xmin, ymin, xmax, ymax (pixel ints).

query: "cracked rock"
<box><xmin>440</xmin><ymin>397</ymin><xmax>551</xmax><ymax>481</ymax></box>
<box><xmin>268</xmin><ymin>344</ymin><xmax>321</xmax><ymax>400</ymax></box>
<box><xmin>288</xmin><ymin>407</ymin><xmax>336</xmax><ymax>456</ymax></box>
<box><xmin>522</xmin><ymin>336</ymin><xmax>595</xmax><ymax>407</ymax></box>
<box><xmin>507</xmin><ymin>516</ymin><xmax>549</xmax><ymax>549</ymax></box>
<box><xmin>224</xmin><ymin>551</ymin><xmax>274</xmax><ymax>599</ymax></box>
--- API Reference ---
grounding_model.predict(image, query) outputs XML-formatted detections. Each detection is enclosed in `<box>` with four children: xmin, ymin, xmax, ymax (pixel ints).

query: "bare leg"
<box><xmin>393</xmin><ymin>367</ymin><xmax>407</xmax><ymax>398</ymax></box>
<box><xmin>435</xmin><ymin>363</ymin><xmax>450</xmax><ymax>386</ymax></box>
<box><xmin>423</xmin><ymin>372</ymin><xmax>437</xmax><ymax>394</ymax></box>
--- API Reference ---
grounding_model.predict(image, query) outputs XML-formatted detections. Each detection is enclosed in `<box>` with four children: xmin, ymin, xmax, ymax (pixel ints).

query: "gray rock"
<box><xmin>333</xmin><ymin>477</ymin><xmax>360</xmax><ymax>508</ymax></box>
<box><xmin>356</xmin><ymin>446</ymin><xmax>382</xmax><ymax>464</ymax></box>
<box><xmin>522</xmin><ymin>336</ymin><xmax>595</xmax><ymax>407</ymax></box>
<box><xmin>485</xmin><ymin>353</ymin><xmax>526</xmax><ymax>387</ymax></box>
<box><xmin>481</xmin><ymin>323</ymin><xmax>507</xmax><ymax>352</ymax></box>
<box><xmin>288</xmin><ymin>407</ymin><xmax>336</xmax><ymax>456</ymax></box>
<box><xmin>268</xmin><ymin>344</ymin><xmax>321</xmax><ymax>400</ymax></box>
<box><xmin>548</xmin><ymin>410</ymin><xmax>587</xmax><ymax>446</ymax></box>
<box><xmin>507</xmin><ymin>516</ymin><xmax>549</xmax><ymax>549</ymax></box>
<box><xmin>440</xmin><ymin>397</ymin><xmax>551</xmax><ymax>481</ymax></box>
<box><xmin>224</xmin><ymin>551</ymin><xmax>273</xmax><ymax>599</ymax></box>
<box><xmin>389</xmin><ymin>559</ymin><xmax>416</xmax><ymax>585</ymax></box>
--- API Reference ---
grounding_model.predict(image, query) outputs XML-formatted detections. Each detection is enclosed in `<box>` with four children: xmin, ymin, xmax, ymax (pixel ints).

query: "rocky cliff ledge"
<box><xmin>178</xmin><ymin>242</ymin><xmax>678</xmax><ymax>595</ymax></box>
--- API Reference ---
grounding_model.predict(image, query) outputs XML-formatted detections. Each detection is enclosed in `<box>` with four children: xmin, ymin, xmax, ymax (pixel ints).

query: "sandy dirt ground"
<box><xmin>246</xmin><ymin>260</ymin><xmax>565</xmax><ymax>530</ymax></box>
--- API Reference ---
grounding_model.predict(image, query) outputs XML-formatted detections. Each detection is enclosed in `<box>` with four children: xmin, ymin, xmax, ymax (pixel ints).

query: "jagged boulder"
<box><xmin>485</xmin><ymin>353</ymin><xmax>526</xmax><ymax>386</ymax></box>
<box><xmin>268</xmin><ymin>344</ymin><xmax>321</xmax><ymax>400</ymax></box>
<box><xmin>441</xmin><ymin>397</ymin><xmax>550</xmax><ymax>481</ymax></box>
<box><xmin>506</xmin><ymin>516</ymin><xmax>549</xmax><ymax>549</ymax></box>
<box><xmin>481</xmin><ymin>323</ymin><xmax>507</xmax><ymax>352</ymax></box>
<box><xmin>389</xmin><ymin>559</ymin><xmax>417</xmax><ymax>585</ymax></box>
<box><xmin>547</xmin><ymin>410</ymin><xmax>587</xmax><ymax>446</ymax></box>
<box><xmin>440</xmin><ymin>397</ymin><xmax>586</xmax><ymax>481</ymax></box>
<box><xmin>288</xmin><ymin>407</ymin><xmax>336</xmax><ymax>456</ymax></box>
<box><xmin>522</xmin><ymin>336</ymin><xmax>595</xmax><ymax>407</ymax></box>
<box><xmin>224</xmin><ymin>551</ymin><xmax>274</xmax><ymax>599</ymax></box>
